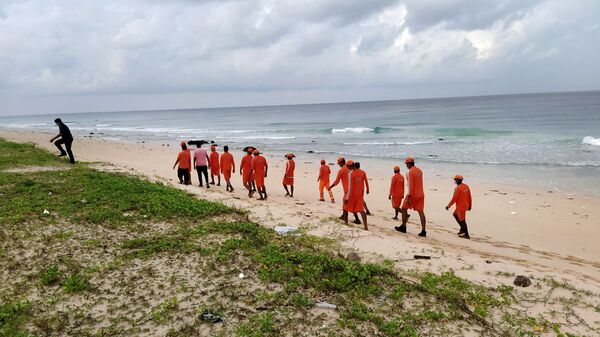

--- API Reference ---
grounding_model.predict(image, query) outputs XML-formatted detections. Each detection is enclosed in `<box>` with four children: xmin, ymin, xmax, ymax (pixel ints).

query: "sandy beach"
<box><xmin>2</xmin><ymin>129</ymin><xmax>600</xmax><ymax>294</ymax></box>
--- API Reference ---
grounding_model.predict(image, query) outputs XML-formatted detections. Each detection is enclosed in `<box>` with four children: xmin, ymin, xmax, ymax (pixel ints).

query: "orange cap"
<box><xmin>321</xmin><ymin>159</ymin><xmax>326</xmax><ymax>164</ymax></box>
<box><xmin>180</xmin><ymin>141</ymin><xmax>187</xmax><ymax>147</ymax></box>
<box><xmin>346</xmin><ymin>160</ymin><xmax>354</xmax><ymax>166</ymax></box>
<box><xmin>253</xmin><ymin>149</ymin><xmax>260</xmax><ymax>155</ymax></box>
<box><xmin>285</xmin><ymin>153</ymin><xmax>295</xmax><ymax>158</ymax></box>
<box><xmin>393</xmin><ymin>166</ymin><xmax>400</xmax><ymax>171</ymax></box>
<box><xmin>453</xmin><ymin>174</ymin><xmax>464</xmax><ymax>180</ymax></box>
<box><xmin>405</xmin><ymin>157</ymin><xmax>415</xmax><ymax>163</ymax></box>
<box><xmin>337</xmin><ymin>157</ymin><xmax>345</xmax><ymax>164</ymax></box>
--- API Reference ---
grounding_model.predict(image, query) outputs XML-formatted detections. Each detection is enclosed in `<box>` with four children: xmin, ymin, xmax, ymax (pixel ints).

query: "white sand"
<box><xmin>3</xmin><ymin>130</ymin><xmax>600</xmax><ymax>292</ymax></box>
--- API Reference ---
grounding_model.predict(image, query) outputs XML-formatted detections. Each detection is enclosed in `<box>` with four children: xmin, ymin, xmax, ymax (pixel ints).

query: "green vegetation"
<box><xmin>40</xmin><ymin>265</ymin><xmax>62</xmax><ymax>286</ymax></box>
<box><xmin>0</xmin><ymin>137</ymin><xmax>597</xmax><ymax>337</ymax></box>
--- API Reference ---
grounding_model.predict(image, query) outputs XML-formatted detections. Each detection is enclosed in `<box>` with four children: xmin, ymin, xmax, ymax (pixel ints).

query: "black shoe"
<box><xmin>418</xmin><ymin>230</ymin><xmax>427</xmax><ymax>237</ymax></box>
<box><xmin>353</xmin><ymin>220</ymin><xmax>362</xmax><ymax>225</ymax></box>
<box><xmin>394</xmin><ymin>225</ymin><xmax>407</xmax><ymax>233</ymax></box>
<box><xmin>58</xmin><ymin>153</ymin><xmax>67</xmax><ymax>157</ymax></box>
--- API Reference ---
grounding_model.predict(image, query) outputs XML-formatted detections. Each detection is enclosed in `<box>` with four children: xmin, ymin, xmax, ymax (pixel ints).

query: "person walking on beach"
<box><xmin>343</xmin><ymin>160</ymin><xmax>369</xmax><ymax>230</ymax></box>
<box><xmin>389</xmin><ymin>166</ymin><xmax>405</xmax><ymax>220</ymax></box>
<box><xmin>251</xmin><ymin>149</ymin><xmax>268</xmax><ymax>200</ymax></box>
<box><xmin>354</xmin><ymin>162</ymin><xmax>372</xmax><ymax>216</ymax></box>
<box><xmin>173</xmin><ymin>141</ymin><xmax>192</xmax><ymax>185</ymax></box>
<box><xmin>330</xmin><ymin>157</ymin><xmax>349</xmax><ymax>218</ymax></box>
<box><xmin>220</xmin><ymin>146</ymin><xmax>235</xmax><ymax>192</ymax></box>
<box><xmin>209</xmin><ymin>144</ymin><xmax>221</xmax><ymax>186</ymax></box>
<box><xmin>318</xmin><ymin>159</ymin><xmax>335</xmax><ymax>203</ymax></box>
<box><xmin>240</xmin><ymin>148</ymin><xmax>255</xmax><ymax>197</ymax></box>
<box><xmin>282</xmin><ymin>154</ymin><xmax>295</xmax><ymax>197</ymax></box>
<box><xmin>395</xmin><ymin>157</ymin><xmax>427</xmax><ymax>237</ymax></box>
<box><xmin>446</xmin><ymin>175</ymin><xmax>472</xmax><ymax>239</ymax></box>
<box><xmin>193</xmin><ymin>143</ymin><xmax>210</xmax><ymax>188</ymax></box>
<box><xmin>50</xmin><ymin>118</ymin><xmax>75</xmax><ymax>163</ymax></box>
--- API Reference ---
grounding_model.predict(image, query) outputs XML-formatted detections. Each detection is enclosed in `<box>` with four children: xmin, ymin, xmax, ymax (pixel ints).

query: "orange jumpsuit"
<box><xmin>282</xmin><ymin>159</ymin><xmax>295</xmax><ymax>185</ymax></box>
<box><xmin>251</xmin><ymin>155</ymin><xmax>268</xmax><ymax>188</ymax></box>
<box><xmin>220</xmin><ymin>152</ymin><xmax>234</xmax><ymax>180</ymax></box>
<box><xmin>332</xmin><ymin>166</ymin><xmax>349</xmax><ymax>210</ymax></box>
<box><xmin>389</xmin><ymin>173</ymin><xmax>405</xmax><ymax>209</ymax></box>
<box><xmin>447</xmin><ymin>183</ymin><xmax>472</xmax><ymax>221</ymax></box>
<box><xmin>209</xmin><ymin>151</ymin><xmax>220</xmax><ymax>176</ymax></box>
<box><xmin>319</xmin><ymin>164</ymin><xmax>334</xmax><ymax>200</ymax></box>
<box><xmin>241</xmin><ymin>154</ymin><xmax>253</xmax><ymax>185</ymax></box>
<box><xmin>345</xmin><ymin>169</ymin><xmax>369</xmax><ymax>213</ymax></box>
<box><xmin>402</xmin><ymin>166</ymin><xmax>425</xmax><ymax>211</ymax></box>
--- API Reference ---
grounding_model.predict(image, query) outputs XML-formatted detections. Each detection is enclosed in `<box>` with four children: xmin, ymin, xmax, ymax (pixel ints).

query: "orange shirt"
<box><xmin>447</xmin><ymin>183</ymin><xmax>472</xmax><ymax>211</ymax></box>
<box><xmin>177</xmin><ymin>150</ymin><xmax>192</xmax><ymax>170</ymax></box>
<box><xmin>220</xmin><ymin>152</ymin><xmax>234</xmax><ymax>171</ymax></box>
<box><xmin>332</xmin><ymin>166</ymin><xmax>349</xmax><ymax>193</ymax></box>
<box><xmin>285</xmin><ymin>159</ymin><xmax>295</xmax><ymax>178</ymax></box>
<box><xmin>209</xmin><ymin>151</ymin><xmax>220</xmax><ymax>170</ymax></box>
<box><xmin>251</xmin><ymin>155</ymin><xmax>267</xmax><ymax>177</ymax></box>
<box><xmin>319</xmin><ymin>164</ymin><xmax>331</xmax><ymax>181</ymax></box>
<box><xmin>406</xmin><ymin>166</ymin><xmax>424</xmax><ymax>198</ymax></box>
<box><xmin>241</xmin><ymin>155</ymin><xmax>253</xmax><ymax>177</ymax></box>
<box><xmin>390</xmin><ymin>173</ymin><xmax>405</xmax><ymax>198</ymax></box>
<box><xmin>346</xmin><ymin>169</ymin><xmax>368</xmax><ymax>200</ymax></box>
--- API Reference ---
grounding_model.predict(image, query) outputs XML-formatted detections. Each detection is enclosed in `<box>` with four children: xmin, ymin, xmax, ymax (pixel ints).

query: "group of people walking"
<box><xmin>49</xmin><ymin>118</ymin><xmax>473</xmax><ymax>240</ymax></box>
<box><xmin>173</xmin><ymin>141</ymin><xmax>473</xmax><ymax>239</ymax></box>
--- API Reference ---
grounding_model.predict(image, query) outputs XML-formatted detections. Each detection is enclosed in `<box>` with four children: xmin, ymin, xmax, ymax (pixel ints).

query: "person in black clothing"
<box><xmin>50</xmin><ymin>118</ymin><xmax>75</xmax><ymax>163</ymax></box>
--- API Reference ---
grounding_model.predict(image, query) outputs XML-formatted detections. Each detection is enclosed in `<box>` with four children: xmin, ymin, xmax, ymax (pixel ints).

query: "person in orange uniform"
<box><xmin>354</xmin><ymin>162</ymin><xmax>372</xmax><ymax>216</ymax></box>
<box><xmin>395</xmin><ymin>157</ymin><xmax>427</xmax><ymax>237</ymax></box>
<box><xmin>343</xmin><ymin>160</ymin><xmax>369</xmax><ymax>230</ymax></box>
<box><xmin>251</xmin><ymin>149</ymin><xmax>268</xmax><ymax>200</ymax></box>
<box><xmin>282</xmin><ymin>154</ymin><xmax>295</xmax><ymax>197</ymax></box>
<box><xmin>172</xmin><ymin>141</ymin><xmax>192</xmax><ymax>185</ymax></box>
<box><xmin>220</xmin><ymin>145</ymin><xmax>235</xmax><ymax>192</ymax></box>
<box><xmin>389</xmin><ymin>166</ymin><xmax>405</xmax><ymax>220</ymax></box>
<box><xmin>446</xmin><ymin>175</ymin><xmax>472</xmax><ymax>239</ymax></box>
<box><xmin>240</xmin><ymin>148</ymin><xmax>255</xmax><ymax>197</ymax></box>
<box><xmin>318</xmin><ymin>159</ymin><xmax>335</xmax><ymax>203</ymax></box>
<box><xmin>209</xmin><ymin>144</ymin><xmax>221</xmax><ymax>186</ymax></box>
<box><xmin>329</xmin><ymin>157</ymin><xmax>349</xmax><ymax>218</ymax></box>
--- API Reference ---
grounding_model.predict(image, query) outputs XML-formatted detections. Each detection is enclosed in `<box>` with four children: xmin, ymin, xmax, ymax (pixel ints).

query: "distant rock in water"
<box><xmin>307</xmin><ymin>150</ymin><xmax>314</xmax><ymax>153</ymax></box>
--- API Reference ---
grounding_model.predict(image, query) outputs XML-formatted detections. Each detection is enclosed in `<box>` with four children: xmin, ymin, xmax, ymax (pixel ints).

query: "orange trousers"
<box><xmin>319</xmin><ymin>180</ymin><xmax>334</xmax><ymax>201</ymax></box>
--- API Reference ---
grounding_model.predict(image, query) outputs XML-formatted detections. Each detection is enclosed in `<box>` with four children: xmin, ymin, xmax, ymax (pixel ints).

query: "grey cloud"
<box><xmin>0</xmin><ymin>0</ymin><xmax>599</xmax><ymax>115</ymax></box>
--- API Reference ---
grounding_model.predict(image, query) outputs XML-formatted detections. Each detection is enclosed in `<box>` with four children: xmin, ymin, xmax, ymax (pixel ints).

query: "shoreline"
<box><xmin>2</xmin><ymin>129</ymin><xmax>600</xmax><ymax>292</ymax></box>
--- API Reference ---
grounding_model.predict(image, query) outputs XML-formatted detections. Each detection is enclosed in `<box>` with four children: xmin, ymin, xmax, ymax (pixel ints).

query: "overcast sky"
<box><xmin>1</xmin><ymin>0</ymin><xmax>599</xmax><ymax>116</ymax></box>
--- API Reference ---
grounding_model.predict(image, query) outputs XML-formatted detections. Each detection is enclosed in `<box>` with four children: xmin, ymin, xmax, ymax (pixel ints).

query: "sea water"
<box><xmin>1</xmin><ymin>91</ymin><xmax>599</xmax><ymax>195</ymax></box>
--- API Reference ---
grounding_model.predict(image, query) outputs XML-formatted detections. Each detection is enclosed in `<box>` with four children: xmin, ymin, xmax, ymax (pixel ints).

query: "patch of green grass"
<box><xmin>121</xmin><ymin>236</ymin><xmax>196</xmax><ymax>259</ymax></box>
<box><xmin>0</xmin><ymin>138</ymin><xmax>61</xmax><ymax>169</ymax></box>
<box><xmin>0</xmin><ymin>168</ymin><xmax>232</xmax><ymax>226</ymax></box>
<box><xmin>290</xmin><ymin>293</ymin><xmax>314</xmax><ymax>307</ymax></box>
<box><xmin>0</xmin><ymin>302</ymin><xmax>32</xmax><ymax>337</ymax></box>
<box><xmin>62</xmin><ymin>273</ymin><xmax>88</xmax><ymax>293</ymax></box>
<box><xmin>236</xmin><ymin>312</ymin><xmax>277</xmax><ymax>337</ymax></box>
<box><xmin>40</xmin><ymin>265</ymin><xmax>62</xmax><ymax>286</ymax></box>
<box><xmin>151</xmin><ymin>297</ymin><xmax>179</xmax><ymax>325</ymax></box>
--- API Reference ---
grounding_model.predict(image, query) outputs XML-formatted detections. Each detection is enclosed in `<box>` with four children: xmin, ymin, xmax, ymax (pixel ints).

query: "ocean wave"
<box><xmin>2</xmin><ymin>123</ymin><xmax>49</xmax><ymax>128</ymax></box>
<box><xmin>343</xmin><ymin>141</ymin><xmax>435</xmax><ymax>146</ymax></box>
<box><xmin>331</xmin><ymin>127</ymin><xmax>374</xmax><ymax>133</ymax></box>
<box><xmin>216</xmin><ymin>136</ymin><xmax>297</xmax><ymax>140</ymax></box>
<box><xmin>435</xmin><ymin>128</ymin><xmax>514</xmax><ymax>137</ymax></box>
<box><xmin>582</xmin><ymin>136</ymin><xmax>600</xmax><ymax>147</ymax></box>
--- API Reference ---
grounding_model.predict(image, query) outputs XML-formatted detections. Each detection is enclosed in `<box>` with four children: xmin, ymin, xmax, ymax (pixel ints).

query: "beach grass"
<box><xmin>0</xmin><ymin>137</ymin><xmax>595</xmax><ymax>337</ymax></box>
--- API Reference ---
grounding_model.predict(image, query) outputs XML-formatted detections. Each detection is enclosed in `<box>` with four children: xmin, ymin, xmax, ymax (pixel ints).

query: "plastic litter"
<box><xmin>198</xmin><ymin>309</ymin><xmax>224</xmax><ymax>323</ymax></box>
<box><xmin>238</xmin><ymin>273</ymin><xmax>245</xmax><ymax>279</ymax></box>
<box><xmin>510</xmin><ymin>211</ymin><xmax>518</xmax><ymax>215</ymax></box>
<box><xmin>315</xmin><ymin>302</ymin><xmax>337</xmax><ymax>310</ymax></box>
<box><xmin>274</xmin><ymin>226</ymin><xmax>299</xmax><ymax>235</ymax></box>
<box><xmin>43</xmin><ymin>209</ymin><xmax>50</xmax><ymax>215</ymax></box>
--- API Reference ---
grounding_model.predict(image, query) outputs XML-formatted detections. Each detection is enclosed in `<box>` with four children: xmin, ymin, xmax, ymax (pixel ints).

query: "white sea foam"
<box><xmin>217</xmin><ymin>136</ymin><xmax>296</xmax><ymax>140</ymax></box>
<box><xmin>582</xmin><ymin>136</ymin><xmax>600</xmax><ymax>147</ymax></box>
<box><xmin>331</xmin><ymin>127</ymin><xmax>374</xmax><ymax>134</ymax></box>
<box><xmin>343</xmin><ymin>141</ymin><xmax>434</xmax><ymax>146</ymax></box>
